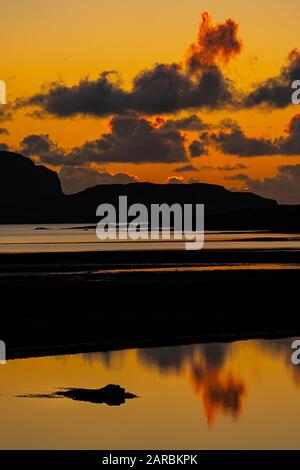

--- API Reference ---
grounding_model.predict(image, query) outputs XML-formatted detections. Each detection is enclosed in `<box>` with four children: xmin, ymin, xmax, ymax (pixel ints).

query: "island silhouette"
<box><xmin>1</xmin><ymin>149</ymin><xmax>300</xmax><ymax>231</ymax></box>
<box><xmin>0</xmin><ymin>150</ymin><xmax>284</xmax><ymax>228</ymax></box>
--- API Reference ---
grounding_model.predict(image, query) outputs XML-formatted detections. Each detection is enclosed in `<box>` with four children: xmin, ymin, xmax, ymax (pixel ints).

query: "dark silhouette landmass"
<box><xmin>0</xmin><ymin>151</ymin><xmax>62</xmax><ymax>203</ymax></box>
<box><xmin>20</xmin><ymin>384</ymin><xmax>137</xmax><ymax>406</ymax></box>
<box><xmin>2</xmin><ymin>149</ymin><xmax>300</xmax><ymax>231</ymax></box>
<box><xmin>55</xmin><ymin>384</ymin><xmax>137</xmax><ymax>405</ymax></box>
<box><xmin>0</xmin><ymin>150</ymin><xmax>292</xmax><ymax>230</ymax></box>
<box><xmin>1</xmin><ymin>149</ymin><xmax>300</xmax><ymax>230</ymax></box>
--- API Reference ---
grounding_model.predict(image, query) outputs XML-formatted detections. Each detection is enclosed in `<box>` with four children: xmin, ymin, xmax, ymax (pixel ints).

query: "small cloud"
<box><xmin>0</xmin><ymin>143</ymin><xmax>9</xmax><ymax>151</ymax></box>
<box><xmin>187</xmin><ymin>178</ymin><xmax>201</xmax><ymax>184</ymax></box>
<box><xmin>189</xmin><ymin>140</ymin><xmax>207</xmax><ymax>157</ymax></box>
<box><xmin>166</xmin><ymin>176</ymin><xmax>184</xmax><ymax>184</ymax></box>
<box><xmin>202</xmin><ymin>163</ymin><xmax>248</xmax><ymax>171</ymax></box>
<box><xmin>174</xmin><ymin>164</ymin><xmax>198</xmax><ymax>173</ymax></box>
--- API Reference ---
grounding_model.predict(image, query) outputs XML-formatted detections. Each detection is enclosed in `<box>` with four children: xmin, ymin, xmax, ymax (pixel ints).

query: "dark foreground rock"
<box><xmin>55</xmin><ymin>384</ymin><xmax>137</xmax><ymax>406</ymax></box>
<box><xmin>20</xmin><ymin>384</ymin><xmax>138</xmax><ymax>406</ymax></box>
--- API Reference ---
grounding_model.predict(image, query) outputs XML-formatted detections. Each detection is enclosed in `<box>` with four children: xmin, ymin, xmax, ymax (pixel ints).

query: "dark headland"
<box><xmin>0</xmin><ymin>150</ymin><xmax>300</xmax><ymax>359</ymax></box>
<box><xmin>2</xmin><ymin>149</ymin><xmax>300</xmax><ymax>231</ymax></box>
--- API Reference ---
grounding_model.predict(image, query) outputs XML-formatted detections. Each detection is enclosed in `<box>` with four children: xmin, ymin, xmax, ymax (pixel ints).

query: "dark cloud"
<box><xmin>245</xmin><ymin>50</ymin><xmax>300</xmax><ymax>108</ymax></box>
<box><xmin>16</xmin><ymin>14</ymin><xmax>241</xmax><ymax>118</ymax></box>
<box><xmin>0</xmin><ymin>128</ymin><xmax>9</xmax><ymax>136</ymax></box>
<box><xmin>0</xmin><ymin>143</ymin><xmax>9</xmax><ymax>151</ymax></box>
<box><xmin>17</xmin><ymin>72</ymin><xmax>128</xmax><ymax>118</ymax></box>
<box><xmin>130</xmin><ymin>63</ymin><xmax>188</xmax><ymax>114</ymax></box>
<box><xmin>17</xmin><ymin>48</ymin><xmax>300</xmax><ymax>117</ymax></box>
<box><xmin>131</xmin><ymin>61</ymin><xmax>236</xmax><ymax>113</ymax></box>
<box><xmin>70</xmin><ymin>114</ymin><xmax>188</xmax><ymax>164</ymax></box>
<box><xmin>19</xmin><ymin>114</ymin><xmax>300</xmax><ymax>176</ymax></box>
<box><xmin>59</xmin><ymin>166</ymin><xmax>138</xmax><ymax>194</ymax></box>
<box><xmin>20</xmin><ymin>133</ymin><xmax>141</xmax><ymax>193</ymax></box>
<box><xmin>174</xmin><ymin>164</ymin><xmax>198</xmax><ymax>173</ymax></box>
<box><xmin>210</xmin><ymin>115</ymin><xmax>300</xmax><ymax>157</ymax></box>
<box><xmin>210</xmin><ymin>121</ymin><xmax>275</xmax><ymax>157</ymax></box>
<box><xmin>13</xmin><ymin>16</ymin><xmax>300</xmax><ymax>120</ymax></box>
<box><xmin>21</xmin><ymin>134</ymin><xmax>53</xmax><ymax>155</ymax></box>
<box><xmin>226</xmin><ymin>164</ymin><xmax>300</xmax><ymax>204</ymax></box>
<box><xmin>18</xmin><ymin>65</ymin><xmax>236</xmax><ymax>117</ymax></box>
<box><xmin>20</xmin><ymin>134</ymin><xmax>66</xmax><ymax>165</ymax></box>
<box><xmin>202</xmin><ymin>163</ymin><xmax>248</xmax><ymax>171</ymax></box>
<box><xmin>20</xmin><ymin>114</ymin><xmax>188</xmax><ymax>165</ymax></box>
<box><xmin>189</xmin><ymin>139</ymin><xmax>207</xmax><ymax>157</ymax></box>
<box><xmin>0</xmin><ymin>106</ymin><xmax>12</xmax><ymax>122</ymax></box>
<box><xmin>225</xmin><ymin>173</ymin><xmax>250</xmax><ymax>182</ymax></box>
<box><xmin>157</xmin><ymin>114</ymin><xmax>210</xmax><ymax>132</ymax></box>
<box><xmin>277</xmin><ymin>113</ymin><xmax>300</xmax><ymax>155</ymax></box>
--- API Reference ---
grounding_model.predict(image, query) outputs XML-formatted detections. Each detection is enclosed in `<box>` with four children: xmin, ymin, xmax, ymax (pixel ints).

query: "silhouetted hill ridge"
<box><xmin>3</xmin><ymin>150</ymin><xmax>300</xmax><ymax>231</ymax></box>
<box><xmin>67</xmin><ymin>181</ymin><xmax>277</xmax><ymax>215</ymax></box>
<box><xmin>0</xmin><ymin>151</ymin><xmax>62</xmax><ymax>202</ymax></box>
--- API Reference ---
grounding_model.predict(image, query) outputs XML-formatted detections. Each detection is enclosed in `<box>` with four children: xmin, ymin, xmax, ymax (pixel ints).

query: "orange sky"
<box><xmin>1</xmin><ymin>0</ymin><xmax>300</xmax><ymax>194</ymax></box>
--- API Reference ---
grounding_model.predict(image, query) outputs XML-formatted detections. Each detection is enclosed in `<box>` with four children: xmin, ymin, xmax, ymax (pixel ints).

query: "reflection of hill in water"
<box><xmin>257</xmin><ymin>338</ymin><xmax>300</xmax><ymax>385</ymax></box>
<box><xmin>138</xmin><ymin>342</ymin><xmax>246</xmax><ymax>426</ymax></box>
<box><xmin>79</xmin><ymin>338</ymin><xmax>300</xmax><ymax>426</ymax></box>
<box><xmin>138</xmin><ymin>343</ymin><xmax>229</xmax><ymax>373</ymax></box>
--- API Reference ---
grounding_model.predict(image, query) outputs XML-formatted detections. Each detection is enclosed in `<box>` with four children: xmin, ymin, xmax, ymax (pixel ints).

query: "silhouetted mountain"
<box><xmin>0</xmin><ymin>151</ymin><xmax>281</xmax><ymax>227</ymax></box>
<box><xmin>2</xmin><ymin>150</ymin><xmax>300</xmax><ymax>231</ymax></box>
<box><xmin>0</xmin><ymin>151</ymin><xmax>62</xmax><ymax>202</ymax></box>
<box><xmin>65</xmin><ymin>182</ymin><xmax>277</xmax><ymax>216</ymax></box>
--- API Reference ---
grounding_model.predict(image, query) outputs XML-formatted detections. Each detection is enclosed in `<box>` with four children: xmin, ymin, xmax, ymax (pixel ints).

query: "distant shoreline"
<box><xmin>1</xmin><ymin>247</ymin><xmax>300</xmax><ymax>267</ymax></box>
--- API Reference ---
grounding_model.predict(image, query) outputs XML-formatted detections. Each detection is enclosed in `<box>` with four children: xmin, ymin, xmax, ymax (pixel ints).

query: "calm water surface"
<box><xmin>1</xmin><ymin>224</ymin><xmax>300</xmax><ymax>252</ymax></box>
<box><xmin>0</xmin><ymin>338</ymin><xmax>300</xmax><ymax>449</ymax></box>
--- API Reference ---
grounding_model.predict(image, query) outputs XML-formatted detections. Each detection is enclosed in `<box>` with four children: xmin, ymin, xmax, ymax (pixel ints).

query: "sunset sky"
<box><xmin>2</xmin><ymin>0</ymin><xmax>300</xmax><ymax>202</ymax></box>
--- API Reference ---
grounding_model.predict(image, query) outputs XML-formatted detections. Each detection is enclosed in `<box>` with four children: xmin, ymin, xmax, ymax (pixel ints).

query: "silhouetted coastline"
<box><xmin>2</xmin><ymin>150</ymin><xmax>300</xmax><ymax>231</ymax></box>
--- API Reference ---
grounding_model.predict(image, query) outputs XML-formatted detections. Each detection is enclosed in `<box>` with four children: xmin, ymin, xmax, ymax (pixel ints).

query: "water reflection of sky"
<box><xmin>2</xmin><ymin>225</ymin><xmax>300</xmax><ymax>252</ymax></box>
<box><xmin>0</xmin><ymin>338</ymin><xmax>300</xmax><ymax>449</ymax></box>
<box><xmin>88</xmin><ymin>340</ymin><xmax>300</xmax><ymax>428</ymax></box>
